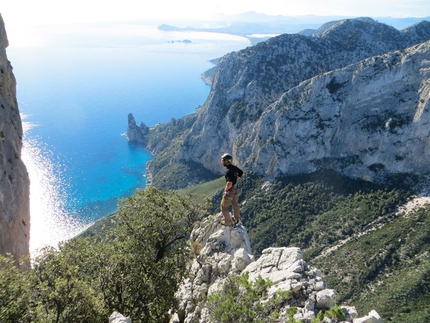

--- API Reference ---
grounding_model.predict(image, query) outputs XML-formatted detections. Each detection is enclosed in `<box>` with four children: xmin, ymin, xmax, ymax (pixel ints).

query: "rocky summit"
<box><xmin>170</xmin><ymin>213</ymin><xmax>383</xmax><ymax>323</ymax></box>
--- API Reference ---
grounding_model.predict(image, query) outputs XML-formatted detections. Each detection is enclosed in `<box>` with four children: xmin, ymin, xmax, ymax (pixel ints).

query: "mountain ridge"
<box><xmin>129</xmin><ymin>17</ymin><xmax>430</xmax><ymax>189</ymax></box>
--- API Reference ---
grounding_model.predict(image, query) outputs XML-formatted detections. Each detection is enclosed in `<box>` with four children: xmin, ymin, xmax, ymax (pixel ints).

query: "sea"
<box><xmin>6</xmin><ymin>22</ymin><xmax>250</xmax><ymax>254</ymax></box>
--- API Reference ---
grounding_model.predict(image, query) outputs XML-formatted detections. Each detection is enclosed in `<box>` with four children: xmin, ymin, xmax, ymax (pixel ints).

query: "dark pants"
<box><xmin>221</xmin><ymin>187</ymin><xmax>241</xmax><ymax>222</ymax></box>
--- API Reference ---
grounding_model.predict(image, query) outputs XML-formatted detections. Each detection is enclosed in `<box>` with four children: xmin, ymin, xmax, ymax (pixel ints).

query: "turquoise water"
<box><xmin>7</xmin><ymin>25</ymin><xmax>249</xmax><ymax>252</ymax></box>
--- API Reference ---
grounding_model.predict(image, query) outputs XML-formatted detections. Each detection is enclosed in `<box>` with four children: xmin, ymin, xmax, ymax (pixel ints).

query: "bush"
<box><xmin>208</xmin><ymin>272</ymin><xmax>290</xmax><ymax>323</ymax></box>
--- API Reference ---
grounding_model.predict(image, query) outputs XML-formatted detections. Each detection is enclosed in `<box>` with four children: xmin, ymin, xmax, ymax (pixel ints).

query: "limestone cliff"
<box><xmin>0</xmin><ymin>15</ymin><xmax>30</xmax><ymax>264</ymax></box>
<box><xmin>171</xmin><ymin>214</ymin><xmax>383</xmax><ymax>323</ymax></box>
<box><xmin>235</xmin><ymin>40</ymin><xmax>430</xmax><ymax>182</ymax></box>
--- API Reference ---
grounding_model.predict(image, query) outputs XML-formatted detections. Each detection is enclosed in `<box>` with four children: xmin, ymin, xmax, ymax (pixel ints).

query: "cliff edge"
<box><xmin>0</xmin><ymin>15</ymin><xmax>30</xmax><ymax>265</ymax></box>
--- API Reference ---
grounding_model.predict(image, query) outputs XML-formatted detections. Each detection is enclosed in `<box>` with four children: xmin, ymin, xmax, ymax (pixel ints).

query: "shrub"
<box><xmin>208</xmin><ymin>272</ymin><xmax>290</xmax><ymax>323</ymax></box>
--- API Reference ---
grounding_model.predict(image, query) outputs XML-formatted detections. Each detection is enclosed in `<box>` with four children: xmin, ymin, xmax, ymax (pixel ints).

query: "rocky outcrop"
<box><xmin>172</xmin><ymin>213</ymin><xmax>381</xmax><ymax>323</ymax></box>
<box><xmin>0</xmin><ymin>15</ymin><xmax>30</xmax><ymax>265</ymax></box>
<box><xmin>126</xmin><ymin>113</ymin><xmax>149</xmax><ymax>144</ymax></box>
<box><xmin>130</xmin><ymin>19</ymin><xmax>430</xmax><ymax>187</ymax></box>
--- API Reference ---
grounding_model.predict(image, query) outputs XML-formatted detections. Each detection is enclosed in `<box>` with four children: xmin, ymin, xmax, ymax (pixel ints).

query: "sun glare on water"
<box><xmin>21</xmin><ymin>117</ymin><xmax>91</xmax><ymax>256</ymax></box>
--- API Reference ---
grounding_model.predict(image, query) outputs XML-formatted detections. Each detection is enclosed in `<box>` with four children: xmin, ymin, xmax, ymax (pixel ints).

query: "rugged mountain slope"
<box><xmin>129</xmin><ymin>18</ymin><xmax>430</xmax><ymax>189</ymax></box>
<box><xmin>175</xmin><ymin>18</ymin><xmax>430</xmax><ymax>176</ymax></box>
<box><xmin>0</xmin><ymin>15</ymin><xmax>30</xmax><ymax>265</ymax></box>
<box><xmin>170</xmin><ymin>170</ymin><xmax>429</xmax><ymax>322</ymax></box>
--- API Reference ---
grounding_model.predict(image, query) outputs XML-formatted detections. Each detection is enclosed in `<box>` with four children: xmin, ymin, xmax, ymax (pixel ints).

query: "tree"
<box><xmin>30</xmin><ymin>241</ymin><xmax>107</xmax><ymax>323</ymax></box>
<box><xmin>0</xmin><ymin>254</ymin><xmax>31</xmax><ymax>322</ymax></box>
<box><xmin>3</xmin><ymin>187</ymin><xmax>208</xmax><ymax>323</ymax></box>
<box><xmin>100</xmin><ymin>187</ymin><xmax>208</xmax><ymax>322</ymax></box>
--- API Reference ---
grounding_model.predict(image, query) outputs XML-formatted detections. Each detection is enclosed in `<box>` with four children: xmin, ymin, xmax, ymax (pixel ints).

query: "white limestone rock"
<box><xmin>354</xmin><ymin>310</ymin><xmax>383</xmax><ymax>323</ymax></box>
<box><xmin>126</xmin><ymin>113</ymin><xmax>148</xmax><ymax>144</ymax></box>
<box><xmin>342</xmin><ymin>306</ymin><xmax>359</xmax><ymax>322</ymax></box>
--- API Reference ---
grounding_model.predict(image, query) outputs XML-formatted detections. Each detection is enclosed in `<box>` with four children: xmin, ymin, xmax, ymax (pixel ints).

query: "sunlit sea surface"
<box><xmin>8</xmin><ymin>23</ymin><xmax>250</xmax><ymax>254</ymax></box>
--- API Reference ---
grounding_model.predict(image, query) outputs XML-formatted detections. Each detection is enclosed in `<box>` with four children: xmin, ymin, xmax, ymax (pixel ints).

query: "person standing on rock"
<box><xmin>220</xmin><ymin>153</ymin><xmax>243</xmax><ymax>226</ymax></box>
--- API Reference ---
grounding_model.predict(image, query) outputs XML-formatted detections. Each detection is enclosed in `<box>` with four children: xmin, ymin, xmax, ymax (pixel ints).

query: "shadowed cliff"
<box><xmin>0</xmin><ymin>15</ymin><xmax>30</xmax><ymax>265</ymax></box>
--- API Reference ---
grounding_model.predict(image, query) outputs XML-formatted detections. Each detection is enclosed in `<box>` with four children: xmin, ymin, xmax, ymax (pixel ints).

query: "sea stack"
<box><xmin>127</xmin><ymin>113</ymin><xmax>149</xmax><ymax>144</ymax></box>
<box><xmin>0</xmin><ymin>14</ymin><xmax>30</xmax><ymax>266</ymax></box>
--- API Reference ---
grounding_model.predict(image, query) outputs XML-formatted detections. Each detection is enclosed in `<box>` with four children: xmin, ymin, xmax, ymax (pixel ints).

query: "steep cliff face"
<box><xmin>0</xmin><ymin>15</ymin><xmax>30</xmax><ymax>264</ymax></box>
<box><xmin>235</xmin><ymin>40</ymin><xmax>430</xmax><ymax>181</ymax></box>
<box><xmin>174</xmin><ymin>18</ymin><xmax>430</xmax><ymax>178</ymax></box>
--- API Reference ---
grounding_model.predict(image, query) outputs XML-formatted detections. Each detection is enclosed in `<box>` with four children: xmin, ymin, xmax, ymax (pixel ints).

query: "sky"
<box><xmin>1</xmin><ymin>0</ymin><xmax>430</xmax><ymax>47</ymax></box>
<box><xmin>2</xmin><ymin>0</ymin><xmax>430</xmax><ymax>27</ymax></box>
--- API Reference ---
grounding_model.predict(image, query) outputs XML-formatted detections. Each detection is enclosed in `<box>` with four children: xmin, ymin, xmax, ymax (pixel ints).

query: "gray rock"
<box><xmin>341</xmin><ymin>306</ymin><xmax>358</xmax><ymax>322</ymax></box>
<box><xmin>126</xmin><ymin>113</ymin><xmax>148</xmax><ymax>144</ymax></box>
<box><xmin>316</xmin><ymin>289</ymin><xmax>337</xmax><ymax>309</ymax></box>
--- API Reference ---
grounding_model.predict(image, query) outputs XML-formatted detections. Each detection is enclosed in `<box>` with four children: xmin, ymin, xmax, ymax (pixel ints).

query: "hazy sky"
<box><xmin>2</xmin><ymin>0</ymin><xmax>430</xmax><ymax>28</ymax></box>
<box><xmin>1</xmin><ymin>0</ymin><xmax>429</xmax><ymax>48</ymax></box>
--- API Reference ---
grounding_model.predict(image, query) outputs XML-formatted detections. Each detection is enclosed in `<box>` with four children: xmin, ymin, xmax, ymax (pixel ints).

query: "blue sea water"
<box><xmin>7</xmin><ymin>24</ymin><xmax>249</xmax><ymax>252</ymax></box>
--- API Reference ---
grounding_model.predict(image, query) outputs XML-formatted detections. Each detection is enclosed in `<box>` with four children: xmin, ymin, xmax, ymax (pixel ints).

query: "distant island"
<box><xmin>167</xmin><ymin>39</ymin><xmax>192</xmax><ymax>44</ymax></box>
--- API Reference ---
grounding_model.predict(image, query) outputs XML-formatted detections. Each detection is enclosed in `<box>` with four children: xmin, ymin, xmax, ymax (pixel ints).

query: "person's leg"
<box><xmin>220</xmin><ymin>192</ymin><xmax>233</xmax><ymax>225</ymax></box>
<box><xmin>231</xmin><ymin>188</ymin><xmax>241</xmax><ymax>222</ymax></box>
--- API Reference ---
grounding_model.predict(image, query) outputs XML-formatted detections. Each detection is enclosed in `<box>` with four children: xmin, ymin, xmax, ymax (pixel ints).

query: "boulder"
<box><xmin>316</xmin><ymin>289</ymin><xmax>337</xmax><ymax>309</ymax></box>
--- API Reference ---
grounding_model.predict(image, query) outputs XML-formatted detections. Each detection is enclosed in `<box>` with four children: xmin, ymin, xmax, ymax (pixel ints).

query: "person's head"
<box><xmin>221</xmin><ymin>153</ymin><xmax>233</xmax><ymax>166</ymax></box>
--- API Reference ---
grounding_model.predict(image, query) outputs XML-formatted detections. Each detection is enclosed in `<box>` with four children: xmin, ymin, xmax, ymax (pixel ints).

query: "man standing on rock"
<box><xmin>220</xmin><ymin>153</ymin><xmax>243</xmax><ymax>226</ymax></box>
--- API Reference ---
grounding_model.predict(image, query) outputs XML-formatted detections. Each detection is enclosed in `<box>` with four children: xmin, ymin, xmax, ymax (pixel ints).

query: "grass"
<box><xmin>177</xmin><ymin>176</ymin><xmax>224</xmax><ymax>205</ymax></box>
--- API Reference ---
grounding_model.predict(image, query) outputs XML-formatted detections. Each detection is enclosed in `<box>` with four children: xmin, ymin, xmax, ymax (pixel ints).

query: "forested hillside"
<box><xmin>204</xmin><ymin>170</ymin><xmax>430</xmax><ymax>322</ymax></box>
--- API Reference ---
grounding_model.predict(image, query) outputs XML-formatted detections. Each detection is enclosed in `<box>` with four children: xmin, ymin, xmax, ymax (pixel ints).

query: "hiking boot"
<box><xmin>232</xmin><ymin>217</ymin><xmax>241</xmax><ymax>225</ymax></box>
<box><xmin>221</xmin><ymin>220</ymin><xmax>232</xmax><ymax>226</ymax></box>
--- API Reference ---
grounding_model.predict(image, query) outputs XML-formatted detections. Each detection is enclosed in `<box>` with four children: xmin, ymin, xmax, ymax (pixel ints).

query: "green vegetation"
<box><xmin>238</xmin><ymin>169</ymin><xmax>409</xmax><ymax>257</ymax></box>
<box><xmin>177</xmin><ymin>176</ymin><xmax>225</xmax><ymax>205</ymax></box>
<box><xmin>143</xmin><ymin>114</ymin><xmax>219</xmax><ymax>190</ymax></box>
<box><xmin>311</xmin><ymin>306</ymin><xmax>345</xmax><ymax>323</ymax></box>
<box><xmin>312</xmin><ymin>205</ymin><xmax>430</xmax><ymax>323</ymax></box>
<box><xmin>207</xmin><ymin>272</ymin><xmax>290</xmax><ymax>323</ymax></box>
<box><xmin>4</xmin><ymin>167</ymin><xmax>430</xmax><ymax>322</ymax></box>
<box><xmin>0</xmin><ymin>187</ymin><xmax>208</xmax><ymax>323</ymax></box>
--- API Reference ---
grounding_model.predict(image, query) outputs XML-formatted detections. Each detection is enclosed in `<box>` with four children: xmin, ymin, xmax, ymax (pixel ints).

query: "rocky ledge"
<box><xmin>170</xmin><ymin>214</ymin><xmax>382</xmax><ymax>323</ymax></box>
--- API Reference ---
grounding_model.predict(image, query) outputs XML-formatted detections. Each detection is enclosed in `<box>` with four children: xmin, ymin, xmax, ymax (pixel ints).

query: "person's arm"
<box><xmin>224</xmin><ymin>181</ymin><xmax>233</xmax><ymax>192</ymax></box>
